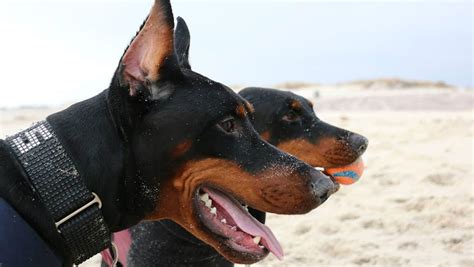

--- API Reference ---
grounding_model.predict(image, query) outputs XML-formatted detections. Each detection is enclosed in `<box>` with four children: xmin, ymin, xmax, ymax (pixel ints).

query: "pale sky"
<box><xmin>0</xmin><ymin>0</ymin><xmax>471</xmax><ymax>107</ymax></box>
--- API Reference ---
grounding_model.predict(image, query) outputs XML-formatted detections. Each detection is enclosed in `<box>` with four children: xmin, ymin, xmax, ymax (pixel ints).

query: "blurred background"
<box><xmin>0</xmin><ymin>0</ymin><xmax>471</xmax><ymax>107</ymax></box>
<box><xmin>0</xmin><ymin>0</ymin><xmax>472</xmax><ymax>266</ymax></box>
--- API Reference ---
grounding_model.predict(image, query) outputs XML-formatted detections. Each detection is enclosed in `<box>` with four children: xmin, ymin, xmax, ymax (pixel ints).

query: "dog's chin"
<box><xmin>191</xmin><ymin>186</ymin><xmax>282</xmax><ymax>264</ymax></box>
<box><xmin>213</xmin><ymin>240</ymin><xmax>269</xmax><ymax>264</ymax></box>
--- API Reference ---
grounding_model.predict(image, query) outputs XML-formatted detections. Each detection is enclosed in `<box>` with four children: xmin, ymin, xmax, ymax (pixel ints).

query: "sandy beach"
<box><xmin>1</xmin><ymin>82</ymin><xmax>472</xmax><ymax>266</ymax></box>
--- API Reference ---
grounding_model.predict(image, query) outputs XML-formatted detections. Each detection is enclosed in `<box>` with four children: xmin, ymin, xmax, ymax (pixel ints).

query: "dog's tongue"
<box><xmin>203</xmin><ymin>187</ymin><xmax>284</xmax><ymax>260</ymax></box>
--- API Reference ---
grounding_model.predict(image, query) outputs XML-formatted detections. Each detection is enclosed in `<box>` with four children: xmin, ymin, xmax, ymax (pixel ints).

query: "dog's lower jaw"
<box><xmin>145</xmin><ymin>183</ymin><xmax>280</xmax><ymax>264</ymax></box>
<box><xmin>194</xmin><ymin>189</ymin><xmax>271</xmax><ymax>264</ymax></box>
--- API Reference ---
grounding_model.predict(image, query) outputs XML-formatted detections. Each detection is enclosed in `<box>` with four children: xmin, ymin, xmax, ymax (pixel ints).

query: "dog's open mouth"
<box><xmin>316</xmin><ymin>157</ymin><xmax>365</xmax><ymax>186</ymax></box>
<box><xmin>195</xmin><ymin>186</ymin><xmax>283</xmax><ymax>261</ymax></box>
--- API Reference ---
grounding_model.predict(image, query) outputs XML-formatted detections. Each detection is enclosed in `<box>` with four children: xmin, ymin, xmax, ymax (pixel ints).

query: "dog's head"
<box><xmin>239</xmin><ymin>88</ymin><xmax>368</xmax><ymax>170</ymax></box>
<box><xmin>172</xmin><ymin>16</ymin><xmax>368</xmax><ymax>173</ymax></box>
<box><xmin>108</xmin><ymin>1</ymin><xmax>337</xmax><ymax>263</ymax></box>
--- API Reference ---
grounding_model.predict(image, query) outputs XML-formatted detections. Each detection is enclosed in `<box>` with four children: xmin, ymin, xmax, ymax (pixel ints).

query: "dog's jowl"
<box><xmin>0</xmin><ymin>0</ymin><xmax>337</xmax><ymax>265</ymax></box>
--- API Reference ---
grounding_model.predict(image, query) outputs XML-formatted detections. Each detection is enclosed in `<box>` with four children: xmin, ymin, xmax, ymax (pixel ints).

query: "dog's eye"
<box><xmin>282</xmin><ymin>110</ymin><xmax>300</xmax><ymax>122</ymax></box>
<box><xmin>218</xmin><ymin>118</ymin><xmax>236</xmax><ymax>133</ymax></box>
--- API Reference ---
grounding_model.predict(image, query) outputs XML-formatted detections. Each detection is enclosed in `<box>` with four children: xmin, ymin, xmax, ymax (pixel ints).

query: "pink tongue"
<box><xmin>203</xmin><ymin>187</ymin><xmax>284</xmax><ymax>260</ymax></box>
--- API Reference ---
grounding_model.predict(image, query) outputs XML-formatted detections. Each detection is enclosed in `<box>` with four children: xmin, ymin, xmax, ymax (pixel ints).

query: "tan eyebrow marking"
<box><xmin>290</xmin><ymin>99</ymin><xmax>302</xmax><ymax>110</ymax></box>
<box><xmin>235</xmin><ymin>104</ymin><xmax>247</xmax><ymax>118</ymax></box>
<box><xmin>261</xmin><ymin>131</ymin><xmax>271</xmax><ymax>141</ymax></box>
<box><xmin>171</xmin><ymin>140</ymin><xmax>193</xmax><ymax>158</ymax></box>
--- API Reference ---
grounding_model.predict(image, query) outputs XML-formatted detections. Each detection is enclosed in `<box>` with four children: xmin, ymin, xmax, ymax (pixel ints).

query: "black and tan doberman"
<box><xmin>102</xmin><ymin>17</ymin><xmax>368</xmax><ymax>267</ymax></box>
<box><xmin>0</xmin><ymin>1</ymin><xmax>338</xmax><ymax>266</ymax></box>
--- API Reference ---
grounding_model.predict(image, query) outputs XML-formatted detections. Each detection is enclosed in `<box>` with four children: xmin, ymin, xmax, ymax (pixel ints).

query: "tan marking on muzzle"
<box><xmin>144</xmin><ymin>157</ymin><xmax>318</xmax><ymax>263</ymax></box>
<box><xmin>278</xmin><ymin>138</ymin><xmax>359</xmax><ymax>168</ymax></box>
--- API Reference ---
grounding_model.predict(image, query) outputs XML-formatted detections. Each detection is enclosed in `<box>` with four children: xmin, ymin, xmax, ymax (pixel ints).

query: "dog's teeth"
<box><xmin>205</xmin><ymin>199</ymin><xmax>213</xmax><ymax>208</ymax></box>
<box><xmin>253</xmin><ymin>236</ymin><xmax>261</xmax><ymax>244</ymax></box>
<box><xmin>259</xmin><ymin>245</ymin><xmax>265</xmax><ymax>249</ymax></box>
<box><xmin>243</xmin><ymin>205</ymin><xmax>248</xmax><ymax>212</ymax></box>
<box><xmin>200</xmin><ymin>193</ymin><xmax>209</xmax><ymax>202</ymax></box>
<box><xmin>220</xmin><ymin>219</ymin><xmax>227</xmax><ymax>224</ymax></box>
<box><xmin>210</xmin><ymin>207</ymin><xmax>217</xmax><ymax>215</ymax></box>
<box><xmin>231</xmin><ymin>226</ymin><xmax>237</xmax><ymax>231</ymax></box>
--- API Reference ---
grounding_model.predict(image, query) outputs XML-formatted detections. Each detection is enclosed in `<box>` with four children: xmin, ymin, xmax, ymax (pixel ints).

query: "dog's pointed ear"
<box><xmin>174</xmin><ymin>17</ymin><xmax>191</xmax><ymax>70</ymax></box>
<box><xmin>120</xmin><ymin>0</ymin><xmax>180</xmax><ymax>97</ymax></box>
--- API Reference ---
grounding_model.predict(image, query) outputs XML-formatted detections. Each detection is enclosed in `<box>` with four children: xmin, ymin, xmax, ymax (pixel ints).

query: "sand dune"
<box><xmin>273</xmin><ymin>78</ymin><xmax>457</xmax><ymax>90</ymax></box>
<box><xmin>1</xmin><ymin>85</ymin><xmax>472</xmax><ymax>267</ymax></box>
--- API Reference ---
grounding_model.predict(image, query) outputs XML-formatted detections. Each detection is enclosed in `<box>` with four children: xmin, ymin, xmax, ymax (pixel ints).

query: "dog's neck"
<box><xmin>47</xmin><ymin>89</ymin><xmax>145</xmax><ymax>232</ymax></box>
<box><xmin>0</xmin><ymin>88</ymin><xmax>150</xmax><ymax>264</ymax></box>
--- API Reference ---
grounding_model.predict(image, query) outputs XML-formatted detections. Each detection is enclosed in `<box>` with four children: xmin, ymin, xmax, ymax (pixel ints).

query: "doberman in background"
<box><xmin>0</xmin><ymin>1</ymin><xmax>338</xmax><ymax>266</ymax></box>
<box><xmin>102</xmin><ymin>17</ymin><xmax>368</xmax><ymax>267</ymax></box>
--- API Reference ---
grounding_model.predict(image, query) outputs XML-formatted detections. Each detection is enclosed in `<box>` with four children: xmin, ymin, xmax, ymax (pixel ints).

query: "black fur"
<box><xmin>118</xmin><ymin>17</ymin><xmax>368</xmax><ymax>267</ymax></box>
<box><xmin>121</xmin><ymin>87</ymin><xmax>368</xmax><ymax>267</ymax></box>
<box><xmin>175</xmin><ymin>17</ymin><xmax>192</xmax><ymax>70</ymax></box>
<box><xmin>240</xmin><ymin>87</ymin><xmax>368</xmax><ymax>154</ymax></box>
<box><xmin>0</xmin><ymin>2</ymin><xmax>336</xmax><ymax>265</ymax></box>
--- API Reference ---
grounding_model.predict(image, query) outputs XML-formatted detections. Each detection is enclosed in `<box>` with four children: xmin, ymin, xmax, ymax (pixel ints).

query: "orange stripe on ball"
<box><xmin>334</xmin><ymin>176</ymin><xmax>357</xmax><ymax>185</ymax></box>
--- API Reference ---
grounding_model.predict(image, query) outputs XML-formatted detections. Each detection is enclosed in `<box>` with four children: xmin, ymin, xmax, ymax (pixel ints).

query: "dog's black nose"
<box><xmin>309</xmin><ymin>169</ymin><xmax>338</xmax><ymax>205</ymax></box>
<box><xmin>348</xmin><ymin>133</ymin><xmax>368</xmax><ymax>156</ymax></box>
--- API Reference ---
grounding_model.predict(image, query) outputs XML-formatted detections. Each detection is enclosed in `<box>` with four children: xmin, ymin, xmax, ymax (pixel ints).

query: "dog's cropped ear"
<box><xmin>174</xmin><ymin>16</ymin><xmax>191</xmax><ymax>70</ymax></box>
<box><xmin>120</xmin><ymin>0</ymin><xmax>180</xmax><ymax>97</ymax></box>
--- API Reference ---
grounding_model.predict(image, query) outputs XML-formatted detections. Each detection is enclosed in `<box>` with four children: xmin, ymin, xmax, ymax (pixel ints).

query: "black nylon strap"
<box><xmin>5</xmin><ymin>121</ymin><xmax>111</xmax><ymax>264</ymax></box>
